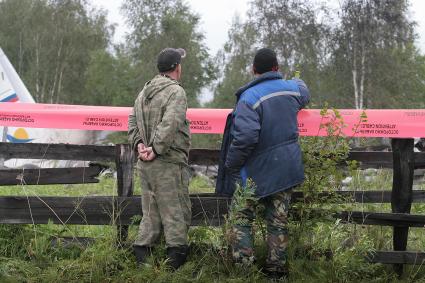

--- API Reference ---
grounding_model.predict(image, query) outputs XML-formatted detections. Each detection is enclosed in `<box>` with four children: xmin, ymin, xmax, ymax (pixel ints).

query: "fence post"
<box><xmin>0</xmin><ymin>127</ymin><xmax>7</xmax><ymax>167</ymax></box>
<box><xmin>115</xmin><ymin>144</ymin><xmax>134</xmax><ymax>244</ymax></box>
<box><xmin>391</xmin><ymin>138</ymin><xmax>414</xmax><ymax>277</ymax></box>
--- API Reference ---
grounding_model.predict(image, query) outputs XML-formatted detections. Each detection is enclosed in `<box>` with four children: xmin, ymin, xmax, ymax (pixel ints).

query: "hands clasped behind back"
<box><xmin>138</xmin><ymin>143</ymin><xmax>157</xmax><ymax>161</ymax></box>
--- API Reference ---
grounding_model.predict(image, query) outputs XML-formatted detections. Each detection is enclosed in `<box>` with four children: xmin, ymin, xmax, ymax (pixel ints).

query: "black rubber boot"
<box><xmin>133</xmin><ymin>245</ymin><xmax>153</xmax><ymax>265</ymax></box>
<box><xmin>264</xmin><ymin>270</ymin><xmax>288</xmax><ymax>280</ymax></box>
<box><xmin>263</xmin><ymin>261</ymin><xmax>289</xmax><ymax>280</ymax></box>
<box><xmin>166</xmin><ymin>245</ymin><xmax>188</xmax><ymax>270</ymax></box>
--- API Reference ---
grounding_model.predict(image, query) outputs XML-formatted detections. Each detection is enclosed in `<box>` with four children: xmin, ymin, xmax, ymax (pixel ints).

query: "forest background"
<box><xmin>2</xmin><ymin>1</ymin><xmax>425</xmax><ymax>282</ymax></box>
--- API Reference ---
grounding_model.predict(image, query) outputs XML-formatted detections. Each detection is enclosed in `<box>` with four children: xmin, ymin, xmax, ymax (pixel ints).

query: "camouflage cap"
<box><xmin>157</xmin><ymin>48</ymin><xmax>186</xmax><ymax>72</ymax></box>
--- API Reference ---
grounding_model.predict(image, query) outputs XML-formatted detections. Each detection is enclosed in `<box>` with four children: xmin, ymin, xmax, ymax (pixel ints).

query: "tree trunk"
<box><xmin>41</xmin><ymin>74</ymin><xmax>47</xmax><ymax>103</ymax></box>
<box><xmin>55</xmin><ymin>67</ymin><xmax>64</xmax><ymax>104</ymax></box>
<box><xmin>18</xmin><ymin>32</ymin><xmax>24</xmax><ymax>75</ymax></box>
<box><xmin>359</xmin><ymin>45</ymin><xmax>366</xmax><ymax>109</ymax></box>
<box><xmin>0</xmin><ymin>126</ymin><xmax>8</xmax><ymax>167</ymax></box>
<box><xmin>50</xmin><ymin>39</ymin><xmax>63</xmax><ymax>104</ymax></box>
<box><xmin>35</xmin><ymin>34</ymin><xmax>40</xmax><ymax>102</ymax></box>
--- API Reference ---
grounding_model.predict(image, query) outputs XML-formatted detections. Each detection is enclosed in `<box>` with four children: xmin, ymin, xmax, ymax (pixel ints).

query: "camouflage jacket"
<box><xmin>128</xmin><ymin>74</ymin><xmax>191</xmax><ymax>165</ymax></box>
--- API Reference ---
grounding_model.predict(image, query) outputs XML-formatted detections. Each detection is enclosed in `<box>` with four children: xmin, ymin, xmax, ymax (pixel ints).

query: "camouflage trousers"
<box><xmin>134</xmin><ymin>159</ymin><xmax>191</xmax><ymax>248</ymax></box>
<box><xmin>231</xmin><ymin>190</ymin><xmax>291</xmax><ymax>273</ymax></box>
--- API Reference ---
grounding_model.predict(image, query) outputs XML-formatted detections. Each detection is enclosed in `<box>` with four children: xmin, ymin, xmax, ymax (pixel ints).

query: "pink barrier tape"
<box><xmin>0</xmin><ymin>103</ymin><xmax>130</xmax><ymax>131</ymax></box>
<box><xmin>1</xmin><ymin>103</ymin><xmax>425</xmax><ymax>138</ymax></box>
<box><xmin>298</xmin><ymin>109</ymin><xmax>410</xmax><ymax>138</ymax></box>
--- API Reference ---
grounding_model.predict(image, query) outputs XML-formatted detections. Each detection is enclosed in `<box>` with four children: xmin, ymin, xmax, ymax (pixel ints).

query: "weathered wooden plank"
<box><xmin>0</xmin><ymin>164</ymin><xmax>103</xmax><ymax>185</ymax></box>
<box><xmin>189</xmin><ymin>149</ymin><xmax>220</xmax><ymax>165</ymax></box>
<box><xmin>336</xmin><ymin>190</ymin><xmax>392</xmax><ymax>203</ymax></box>
<box><xmin>347</xmin><ymin>151</ymin><xmax>393</xmax><ymax>168</ymax></box>
<box><xmin>0</xmin><ymin>143</ymin><xmax>220</xmax><ymax>165</ymax></box>
<box><xmin>188</xmin><ymin>149</ymin><xmax>425</xmax><ymax>168</ymax></box>
<box><xmin>367</xmin><ymin>251</ymin><xmax>425</xmax><ymax>265</ymax></box>
<box><xmin>115</xmin><ymin>144</ymin><xmax>134</xmax><ymax>242</ymax></box>
<box><xmin>336</xmin><ymin>211</ymin><xmax>425</xmax><ymax>227</ymax></box>
<box><xmin>2</xmin><ymin>143</ymin><xmax>424</xmax><ymax>168</ymax></box>
<box><xmin>392</xmin><ymin>140</ymin><xmax>415</xmax><ymax>213</ymax></box>
<box><xmin>199</xmin><ymin>191</ymin><xmax>425</xmax><ymax>204</ymax></box>
<box><xmin>414</xmin><ymin>152</ymin><xmax>425</xmax><ymax>169</ymax></box>
<box><xmin>293</xmin><ymin>190</ymin><xmax>425</xmax><ymax>203</ymax></box>
<box><xmin>116</xmin><ymin>144</ymin><xmax>134</xmax><ymax>197</ymax></box>
<box><xmin>391</xmin><ymin>138</ymin><xmax>414</xmax><ymax>276</ymax></box>
<box><xmin>3</xmin><ymin>194</ymin><xmax>425</xmax><ymax>227</ymax></box>
<box><xmin>189</xmin><ymin>150</ymin><xmax>395</xmax><ymax>167</ymax></box>
<box><xmin>0</xmin><ymin>142</ymin><xmax>115</xmax><ymax>161</ymax></box>
<box><xmin>0</xmin><ymin>195</ymin><xmax>230</xmax><ymax>226</ymax></box>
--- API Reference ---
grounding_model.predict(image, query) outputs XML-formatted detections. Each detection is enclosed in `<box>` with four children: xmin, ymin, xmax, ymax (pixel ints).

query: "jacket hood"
<box><xmin>235</xmin><ymin>71</ymin><xmax>283</xmax><ymax>101</ymax></box>
<box><xmin>143</xmin><ymin>74</ymin><xmax>180</xmax><ymax>100</ymax></box>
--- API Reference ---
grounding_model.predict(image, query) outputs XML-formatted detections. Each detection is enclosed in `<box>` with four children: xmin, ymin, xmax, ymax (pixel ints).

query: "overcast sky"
<box><xmin>92</xmin><ymin>0</ymin><xmax>425</xmax><ymax>55</ymax></box>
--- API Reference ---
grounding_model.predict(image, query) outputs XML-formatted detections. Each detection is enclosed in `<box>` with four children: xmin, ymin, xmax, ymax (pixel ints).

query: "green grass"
<box><xmin>189</xmin><ymin>175</ymin><xmax>214</xmax><ymax>194</ymax></box>
<box><xmin>1</xmin><ymin>170</ymin><xmax>425</xmax><ymax>282</ymax></box>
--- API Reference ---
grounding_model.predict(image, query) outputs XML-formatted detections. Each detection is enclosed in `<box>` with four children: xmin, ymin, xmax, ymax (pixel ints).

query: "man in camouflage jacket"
<box><xmin>128</xmin><ymin>48</ymin><xmax>191</xmax><ymax>270</ymax></box>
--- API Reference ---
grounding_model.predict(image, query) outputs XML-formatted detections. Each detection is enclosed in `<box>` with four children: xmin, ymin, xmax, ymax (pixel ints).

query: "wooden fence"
<box><xmin>1</xmin><ymin>139</ymin><xmax>425</xmax><ymax>275</ymax></box>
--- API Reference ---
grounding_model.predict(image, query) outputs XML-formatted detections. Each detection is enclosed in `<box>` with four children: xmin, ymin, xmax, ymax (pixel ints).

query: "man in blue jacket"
<box><xmin>216</xmin><ymin>48</ymin><xmax>310</xmax><ymax>278</ymax></box>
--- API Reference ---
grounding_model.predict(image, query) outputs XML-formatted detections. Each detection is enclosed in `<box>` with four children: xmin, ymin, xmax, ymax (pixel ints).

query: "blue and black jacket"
<box><xmin>215</xmin><ymin>71</ymin><xmax>310</xmax><ymax>198</ymax></box>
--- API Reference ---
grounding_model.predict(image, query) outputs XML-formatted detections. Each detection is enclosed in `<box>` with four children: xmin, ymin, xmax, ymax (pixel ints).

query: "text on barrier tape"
<box><xmin>1</xmin><ymin>103</ymin><xmax>425</xmax><ymax>138</ymax></box>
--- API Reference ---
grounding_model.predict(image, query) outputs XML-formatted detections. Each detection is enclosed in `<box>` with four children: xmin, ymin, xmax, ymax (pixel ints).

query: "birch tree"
<box><xmin>211</xmin><ymin>0</ymin><xmax>328</xmax><ymax>107</ymax></box>
<box><xmin>335</xmin><ymin>0</ymin><xmax>416</xmax><ymax>109</ymax></box>
<box><xmin>0</xmin><ymin>0</ymin><xmax>112</xmax><ymax>104</ymax></box>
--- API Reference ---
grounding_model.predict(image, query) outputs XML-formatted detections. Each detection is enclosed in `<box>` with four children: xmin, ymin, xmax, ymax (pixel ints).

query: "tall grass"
<box><xmin>2</xmin><ymin>173</ymin><xmax>425</xmax><ymax>282</ymax></box>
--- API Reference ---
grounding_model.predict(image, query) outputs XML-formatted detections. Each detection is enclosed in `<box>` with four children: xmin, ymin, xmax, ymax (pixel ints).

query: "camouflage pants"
<box><xmin>231</xmin><ymin>190</ymin><xmax>291</xmax><ymax>273</ymax></box>
<box><xmin>134</xmin><ymin>159</ymin><xmax>191</xmax><ymax>247</ymax></box>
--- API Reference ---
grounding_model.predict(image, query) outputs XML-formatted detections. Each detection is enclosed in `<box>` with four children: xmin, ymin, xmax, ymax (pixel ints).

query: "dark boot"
<box><xmin>263</xmin><ymin>270</ymin><xmax>288</xmax><ymax>280</ymax></box>
<box><xmin>263</xmin><ymin>262</ymin><xmax>289</xmax><ymax>280</ymax></box>
<box><xmin>133</xmin><ymin>245</ymin><xmax>153</xmax><ymax>265</ymax></box>
<box><xmin>166</xmin><ymin>245</ymin><xmax>188</xmax><ymax>270</ymax></box>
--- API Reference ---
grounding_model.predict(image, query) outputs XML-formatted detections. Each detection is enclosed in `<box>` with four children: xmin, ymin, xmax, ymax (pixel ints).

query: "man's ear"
<box><xmin>272</xmin><ymin>65</ymin><xmax>279</xmax><ymax>72</ymax></box>
<box><xmin>175</xmin><ymin>64</ymin><xmax>181</xmax><ymax>77</ymax></box>
<box><xmin>252</xmin><ymin>65</ymin><xmax>257</xmax><ymax>75</ymax></box>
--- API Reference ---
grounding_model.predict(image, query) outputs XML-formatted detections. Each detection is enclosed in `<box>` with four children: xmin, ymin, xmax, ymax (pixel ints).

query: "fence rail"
<box><xmin>0</xmin><ymin>142</ymin><xmax>116</xmax><ymax>161</ymax></box>
<box><xmin>0</xmin><ymin>195</ymin><xmax>229</xmax><ymax>226</ymax></box>
<box><xmin>3</xmin><ymin>195</ymin><xmax>425</xmax><ymax>227</ymax></box>
<box><xmin>0</xmin><ymin>165</ymin><xmax>103</xmax><ymax>185</ymax></box>
<box><xmin>3</xmin><ymin>142</ymin><xmax>425</xmax><ymax>168</ymax></box>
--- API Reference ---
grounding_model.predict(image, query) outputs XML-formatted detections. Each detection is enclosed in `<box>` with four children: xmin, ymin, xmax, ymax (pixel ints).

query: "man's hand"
<box><xmin>137</xmin><ymin>143</ymin><xmax>146</xmax><ymax>155</ymax></box>
<box><xmin>138</xmin><ymin>146</ymin><xmax>157</xmax><ymax>161</ymax></box>
<box><xmin>141</xmin><ymin>147</ymin><xmax>157</xmax><ymax>161</ymax></box>
<box><xmin>137</xmin><ymin>143</ymin><xmax>147</xmax><ymax>160</ymax></box>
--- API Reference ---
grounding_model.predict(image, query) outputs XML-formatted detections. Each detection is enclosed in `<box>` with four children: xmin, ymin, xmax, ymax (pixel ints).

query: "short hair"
<box><xmin>253</xmin><ymin>48</ymin><xmax>278</xmax><ymax>74</ymax></box>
